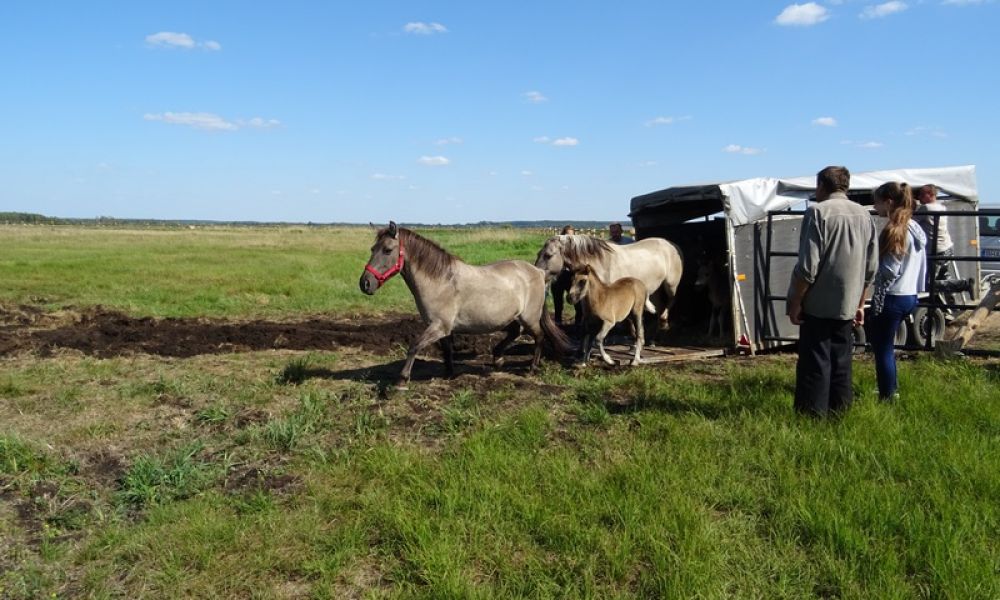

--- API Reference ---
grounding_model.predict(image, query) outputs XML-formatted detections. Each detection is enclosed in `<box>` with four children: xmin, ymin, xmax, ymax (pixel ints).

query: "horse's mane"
<box><xmin>380</xmin><ymin>227</ymin><xmax>458</xmax><ymax>280</ymax></box>
<box><xmin>560</xmin><ymin>234</ymin><xmax>612</xmax><ymax>264</ymax></box>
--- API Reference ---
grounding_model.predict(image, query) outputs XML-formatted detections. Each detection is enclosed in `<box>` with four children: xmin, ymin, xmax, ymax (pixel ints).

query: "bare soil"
<box><xmin>0</xmin><ymin>303</ymin><xmax>511</xmax><ymax>360</ymax></box>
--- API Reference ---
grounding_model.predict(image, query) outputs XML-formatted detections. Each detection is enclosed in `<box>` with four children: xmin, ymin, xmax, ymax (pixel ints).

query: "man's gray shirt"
<box><xmin>788</xmin><ymin>192</ymin><xmax>877</xmax><ymax>320</ymax></box>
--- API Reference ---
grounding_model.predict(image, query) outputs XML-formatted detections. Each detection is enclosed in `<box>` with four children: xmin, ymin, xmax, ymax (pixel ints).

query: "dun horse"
<box><xmin>568</xmin><ymin>265</ymin><xmax>655</xmax><ymax>366</ymax></box>
<box><xmin>535</xmin><ymin>234</ymin><xmax>683</xmax><ymax>343</ymax></box>
<box><xmin>360</xmin><ymin>222</ymin><xmax>570</xmax><ymax>385</ymax></box>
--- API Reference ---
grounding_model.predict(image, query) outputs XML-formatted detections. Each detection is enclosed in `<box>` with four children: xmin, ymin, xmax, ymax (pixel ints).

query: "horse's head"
<box><xmin>567</xmin><ymin>265</ymin><xmax>593</xmax><ymax>305</ymax></box>
<box><xmin>360</xmin><ymin>221</ymin><xmax>404</xmax><ymax>295</ymax></box>
<box><xmin>693</xmin><ymin>257</ymin><xmax>712</xmax><ymax>290</ymax></box>
<box><xmin>693</xmin><ymin>255</ymin><xmax>727</xmax><ymax>290</ymax></box>
<box><xmin>534</xmin><ymin>236</ymin><xmax>567</xmax><ymax>281</ymax></box>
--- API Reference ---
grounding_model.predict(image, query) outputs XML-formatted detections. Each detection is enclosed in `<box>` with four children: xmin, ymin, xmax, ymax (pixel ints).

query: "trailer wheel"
<box><xmin>851</xmin><ymin>324</ymin><xmax>867</xmax><ymax>354</ymax></box>
<box><xmin>894</xmin><ymin>320</ymin><xmax>908</xmax><ymax>347</ymax></box>
<box><xmin>909</xmin><ymin>306</ymin><xmax>945</xmax><ymax>348</ymax></box>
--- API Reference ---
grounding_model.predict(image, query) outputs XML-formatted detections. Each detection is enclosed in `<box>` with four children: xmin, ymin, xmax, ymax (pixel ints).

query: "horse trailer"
<box><xmin>629</xmin><ymin>165</ymin><xmax>982</xmax><ymax>353</ymax></box>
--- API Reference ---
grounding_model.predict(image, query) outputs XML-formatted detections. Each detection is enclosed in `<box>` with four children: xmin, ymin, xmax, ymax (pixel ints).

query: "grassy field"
<box><xmin>1</xmin><ymin>225</ymin><xmax>998</xmax><ymax>598</ymax></box>
<box><xmin>0</xmin><ymin>225</ymin><xmax>547</xmax><ymax>319</ymax></box>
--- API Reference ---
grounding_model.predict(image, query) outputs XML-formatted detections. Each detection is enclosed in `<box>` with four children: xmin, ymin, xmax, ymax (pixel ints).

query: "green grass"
<box><xmin>1</xmin><ymin>225</ymin><xmax>998</xmax><ymax>598</ymax></box>
<box><xmin>117</xmin><ymin>442</ymin><xmax>218</xmax><ymax>511</ymax></box>
<box><xmin>2</xmin><ymin>352</ymin><xmax>996</xmax><ymax>598</ymax></box>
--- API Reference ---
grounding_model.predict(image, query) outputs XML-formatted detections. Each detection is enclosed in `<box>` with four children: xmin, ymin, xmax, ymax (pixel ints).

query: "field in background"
<box><xmin>0</xmin><ymin>226</ymin><xmax>548</xmax><ymax>319</ymax></box>
<box><xmin>1</xmin><ymin>225</ymin><xmax>998</xmax><ymax>598</ymax></box>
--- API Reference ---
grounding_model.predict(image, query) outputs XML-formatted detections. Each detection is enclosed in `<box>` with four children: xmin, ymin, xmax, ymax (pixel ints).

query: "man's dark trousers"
<box><xmin>794</xmin><ymin>315</ymin><xmax>854</xmax><ymax>416</ymax></box>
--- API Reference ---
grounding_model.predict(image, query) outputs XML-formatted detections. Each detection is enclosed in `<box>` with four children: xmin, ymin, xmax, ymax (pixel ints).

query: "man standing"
<box><xmin>914</xmin><ymin>184</ymin><xmax>974</xmax><ymax>304</ymax></box>
<box><xmin>787</xmin><ymin>166</ymin><xmax>877</xmax><ymax>416</ymax></box>
<box><xmin>609</xmin><ymin>222</ymin><xmax>634</xmax><ymax>244</ymax></box>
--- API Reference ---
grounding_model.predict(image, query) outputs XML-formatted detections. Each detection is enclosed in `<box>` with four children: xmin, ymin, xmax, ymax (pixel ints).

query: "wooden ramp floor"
<box><xmin>593</xmin><ymin>343</ymin><xmax>725</xmax><ymax>366</ymax></box>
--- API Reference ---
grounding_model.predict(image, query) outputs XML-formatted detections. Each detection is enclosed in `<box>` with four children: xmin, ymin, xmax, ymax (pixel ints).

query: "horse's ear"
<box><xmin>388</xmin><ymin>221</ymin><xmax>398</xmax><ymax>238</ymax></box>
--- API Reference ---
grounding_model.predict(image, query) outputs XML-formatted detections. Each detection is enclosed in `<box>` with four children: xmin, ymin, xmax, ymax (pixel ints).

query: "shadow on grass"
<box><xmin>297</xmin><ymin>344</ymin><xmax>545</xmax><ymax>398</ymax></box>
<box><xmin>590</xmin><ymin>371</ymin><xmax>794</xmax><ymax>420</ymax></box>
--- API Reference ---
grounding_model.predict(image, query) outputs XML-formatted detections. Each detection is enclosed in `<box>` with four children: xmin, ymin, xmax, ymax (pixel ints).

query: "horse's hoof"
<box><xmin>573</xmin><ymin>360</ymin><xmax>588</xmax><ymax>369</ymax></box>
<box><xmin>394</xmin><ymin>380</ymin><xmax>410</xmax><ymax>391</ymax></box>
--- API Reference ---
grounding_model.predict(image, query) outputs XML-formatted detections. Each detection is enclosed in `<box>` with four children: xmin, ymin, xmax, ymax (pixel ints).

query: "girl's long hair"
<box><xmin>875</xmin><ymin>181</ymin><xmax>915</xmax><ymax>258</ymax></box>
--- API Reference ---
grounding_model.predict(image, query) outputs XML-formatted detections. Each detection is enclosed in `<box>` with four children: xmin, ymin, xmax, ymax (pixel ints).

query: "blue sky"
<box><xmin>2</xmin><ymin>1</ymin><xmax>997</xmax><ymax>223</ymax></box>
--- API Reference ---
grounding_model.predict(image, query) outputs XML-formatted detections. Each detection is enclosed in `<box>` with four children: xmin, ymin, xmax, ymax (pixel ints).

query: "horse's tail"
<box><xmin>540</xmin><ymin>309</ymin><xmax>572</xmax><ymax>358</ymax></box>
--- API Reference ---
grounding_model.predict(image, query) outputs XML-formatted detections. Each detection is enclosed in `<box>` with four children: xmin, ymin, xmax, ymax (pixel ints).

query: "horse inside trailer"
<box><xmin>628</xmin><ymin>165</ymin><xmax>981</xmax><ymax>353</ymax></box>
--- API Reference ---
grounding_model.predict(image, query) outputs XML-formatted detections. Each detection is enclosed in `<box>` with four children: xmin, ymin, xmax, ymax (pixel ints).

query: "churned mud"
<box><xmin>0</xmin><ymin>303</ymin><xmax>515</xmax><ymax>359</ymax></box>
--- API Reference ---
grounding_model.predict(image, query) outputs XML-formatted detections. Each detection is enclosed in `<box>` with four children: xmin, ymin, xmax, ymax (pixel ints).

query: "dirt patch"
<box><xmin>80</xmin><ymin>448</ymin><xmax>128</xmax><ymax>488</ymax></box>
<box><xmin>224</xmin><ymin>467</ymin><xmax>301</xmax><ymax>496</ymax></box>
<box><xmin>0</xmin><ymin>304</ymin><xmax>514</xmax><ymax>359</ymax></box>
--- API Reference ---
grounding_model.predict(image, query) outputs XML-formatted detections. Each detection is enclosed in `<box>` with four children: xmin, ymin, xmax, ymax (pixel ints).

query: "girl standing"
<box><xmin>869</xmin><ymin>182</ymin><xmax>927</xmax><ymax>402</ymax></box>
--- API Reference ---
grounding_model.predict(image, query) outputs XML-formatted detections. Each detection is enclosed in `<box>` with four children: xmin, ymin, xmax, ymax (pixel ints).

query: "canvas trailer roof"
<box><xmin>629</xmin><ymin>165</ymin><xmax>978</xmax><ymax>227</ymax></box>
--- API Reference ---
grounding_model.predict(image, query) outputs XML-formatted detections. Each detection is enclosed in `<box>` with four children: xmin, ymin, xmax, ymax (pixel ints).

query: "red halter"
<box><xmin>364</xmin><ymin>238</ymin><xmax>405</xmax><ymax>288</ymax></box>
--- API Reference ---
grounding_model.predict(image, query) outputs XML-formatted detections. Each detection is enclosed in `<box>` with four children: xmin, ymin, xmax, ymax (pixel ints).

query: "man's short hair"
<box><xmin>920</xmin><ymin>184</ymin><xmax>938</xmax><ymax>199</ymax></box>
<box><xmin>816</xmin><ymin>166</ymin><xmax>851</xmax><ymax>194</ymax></box>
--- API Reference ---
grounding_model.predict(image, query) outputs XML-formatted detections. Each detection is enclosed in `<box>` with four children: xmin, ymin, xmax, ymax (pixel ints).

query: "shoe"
<box><xmin>879</xmin><ymin>392</ymin><xmax>900</xmax><ymax>403</ymax></box>
<box><xmin>965</xmin><ymin>278</ymin><xmax>977</xmax><ymax>296</ymax></box>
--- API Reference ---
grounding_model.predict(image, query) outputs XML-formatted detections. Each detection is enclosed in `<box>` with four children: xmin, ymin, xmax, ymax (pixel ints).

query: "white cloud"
<box><xmin>144</xmin><ymin>112</ymin><xmax>279</xmax><ymax>132</ymax></box>
<box><xmin>775</xmin><ymin>3</ymin><xmax>831</xmax><ymax>26</ymax></box>
<box><xmin>145</xmin><ymin>31</ymin><xmax>221</xmax><ymax>50</ymax></box>
<box><xmin>403</xmin><ymin>22</ymin><xmax>448</xmax><ymax>35</ymax></box>
<box><xmin>371</xmin><ymin>173</ymin><xmax>406</xmax><ymax>180</ymax></box>
<box><xmin>243</xmin><ymin>117</ymin><xmax>281</xmax><ymax>129</ymax></box>
<box><xmin>723</xmin><ymin>144</ymin><xmax>765</xmax><ymax>155</ymax></box>
<box><xmin>146</xmin><ymin>32</ymin><xmax>194</xmax><ymax>48</ymax></box>
<box><xmin>860</xmin><ymin>1</ymin><xmax>908</xmax><ymax>19</ymax></box>
<box><xmin>645</xmin><ymin>116</ymin><xmax>676</xmax><ymax>127</ymax></box>
<box><xmin>644</xmin><ymin>115</ymin><xmax>692</xmax><ymax>127</ymax></box>
<box><xmin>523</xmin><ymin>91</ymin><xmax>548</xmax><ymax>104</ymax></box>
<box><xmin>418</xmin><ymin>155</ymin><xmax>450</xmax><ymax>166</ymax></box>
<box><xmin>435</xmin><ymin>137</ymin><xmax>463</xmax><ymax>145</ymax></box>
<box><xmin>144</xmin><ymin>112</ymin><xmax>238</xmax><ymax>131</ymax></box>
<box><xmin>521</xmin><ymin>170</ymin><xmax>533</xmax><ymax>176</ymax></box>
<box><xmin>858</xmin><ymin>141</ymin><xmax>884</xmax><ymax>148</ymax></box>
<box><xmin>812</xmin><ymin>116</ymin><xmax>838</xmax><ymax>127</ymax></box>
<box><xmin>534</xmin><ymin>136</ymin><xmax>578</xmax><ymax>146</ymax></box>
<box><xmin>905</xmin><ymin>125</ymin><xmax>949</xmax><ymax>137</ymax></box>
<box><xmin>943</xmin><ymin>0</ymin><xmax>988</xmax><ymax>5</ymax></box>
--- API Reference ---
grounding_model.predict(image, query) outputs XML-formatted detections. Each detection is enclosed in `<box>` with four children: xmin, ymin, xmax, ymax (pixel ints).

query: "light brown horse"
<box><xmin>360</xmin><ymin>222</ymin><xmax>570</xmax><ymax>385</ymax></box>
<box><xmin>535</xmin><ymin>234</ymin><xmax>683</xmax><ymax>344</ymax></box>
<box><xmin>568</xmin><ymin>265</ymin><xmax>655</xmax><ymax>366</ymax></box>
